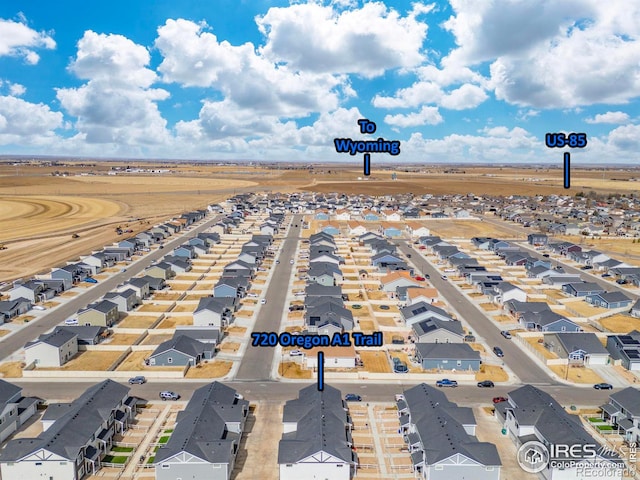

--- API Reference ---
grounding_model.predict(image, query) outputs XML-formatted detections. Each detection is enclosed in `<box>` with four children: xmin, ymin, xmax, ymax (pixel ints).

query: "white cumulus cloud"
<box><xmin>385</xmin><ymin>106</ymin><xmax>442</xmax><ymax>127</ymax></box>
<box><xmin>585</xmin><ymin>111</ymin><xmax>630</xmax><ymax>124</ymax></box>
<box><xmin>0</xmin><ymin>17</ymin><xmax>55</xmax><ymax>64</ymax></box>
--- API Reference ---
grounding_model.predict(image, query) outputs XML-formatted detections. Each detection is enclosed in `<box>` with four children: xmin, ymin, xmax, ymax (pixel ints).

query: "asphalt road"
<box><xmin>394</xmin><ymin>240</ymin><xmax>557</xmax><ymax>385</ymax></box>
<box><xmin>13</xmin><ymin>379</ymin><xmax>616</xmax><ymax>407</ymax></box>
<box><xmin>234</xmin><ymin>214</ymin><xmax>303</xmax><ymax>381</ymax></box>
<box><xmin>0</xmin><ymin>214</ymin><xmax>223</xmax><ymax>360</ymax></box>
<box><xmin>481</xmin><ymin>215</ymin><xmax>638</xmax><ymax>300</ymax></box>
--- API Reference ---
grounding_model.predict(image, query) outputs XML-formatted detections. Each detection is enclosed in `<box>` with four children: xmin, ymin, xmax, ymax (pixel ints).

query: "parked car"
<box><xmin>616</xmin><ymin>279</ymin><xmax>627</xmax><ymax>285</ymax></box>
<box><xmin>128</xmin><ymin>376</ymin><xmax>146</xmax><ymax>384</ymax></box>
<box><xmin>247</xmin><ymin>293</ymin><xmax>259</xmax><ymax>298</ymax></box>
<box><xmin>581</xmin><ymin>265</ymin><xmax>593</xmax><ymax>270</ymax></box>
<box><xmin>393</xmin><ymin>362</ymin><xmax>408</xmax><ymax>373</ymax></box>
<box><xmin>344</xmin><ymin>393</ymin><xmax>362</xmax><ymax>401</ymax></box>
<box><xmin>64</xmin><ymin>318</ymin><xmax>78</xmax><ymax>326</ymax></box>
<box><xmin>159</xmin><ymin>391</ymin><xmax>180</xmax><ymax>400</ymax></box>
<box><xmin>406</xmin><ymin>253</ymin><xmax>412</xmax><ymax>258</ymax></box>
<box><xmin>436</xmin><ymin>379</ymin><xmax>458</xmax><ymax>388</ymax></box>
<box><xmin>477</xmin><ymin>380</ymin><xmax>495</xmax><ymax>388</ymax></box>
<box><xmin>492</xmin><ymin>396</ymin><xmax>508</xmax><ymax>403</ymax></box>
<box><xmin>260</xmin><ymin>299</ymin><xmax>267</xmax><ymax>304</ymax></box>
<box><xmin>379</xmin><ymin>305</ymin><xmax>390</xmax><ymax>310</ymax></box>
<box><xmin>85</xmin><ymin>277</ymin><xmax>98</xmax><ymax>284</ymax></box>
<box><xmin>159</xmin><ymin>245</ymin><xmax>164</xmax><ymax>249</ymax></box>
<box><xmin>601</xmin><ymin>273</ymin><xmax>611</xmax><ymax>278</ymax></box>
<box><xmin>500</xmin><ymin>330</ymin><xmax>512</xmax><ymax>339</ymax></box>
<box><xmin>593</xmin><ymin>383</ymin><xmax>613</xmax><ymax>390</ymax></box>
<box><xmin>414</xmin><ymin>276</ymin><xmax>425</xmax><ymax>281</ymax></box>
<box><xmin>289</xmin><ymin>350</ymin><xmax>303</xmax><ymax>356</ymax></box>
<box><xmin>276</xmin><ymin>260</ymin><xmax>280</xmax><ymax>264</ymax></box>
<box><xmin>542</xmin><ymin>253</ymin><xmax>550</xmax><ymax>257</ymax></box>
<box><xmin>493</xmin><ymin>346</ymin><xmax>504</xmax><ymax>357</ymax></box>
<box><xmin>290</xmin><ymin>259</ymin><xmax>294</xmax><ymax>264</ymax></box>
<box><xmin>32</xmin><ymin>305</ymin><xmax>46</xmax><ymax>311</ymax></box>
<box><xmin>441</xmin><ymin>275</ymin><xmax>448</xmax><ymax>280</ymax></box>
<box><xmin>234</xmin><ymin>392</ymin><xmax>244</xmax><ymax>400</ymax></box>
<box><xmin>120</xmin><ymin>268</ymin><xmax>127</xmax><ymax>273</ymax></box>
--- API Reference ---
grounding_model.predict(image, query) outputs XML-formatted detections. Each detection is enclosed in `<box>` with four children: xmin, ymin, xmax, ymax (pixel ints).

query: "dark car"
<box><xmin>616</xmin><ymin>279</ymin><xmax>627</xmax><ymax>285</ymax></box>
<box><xmin>493</xmin><ymin>346</ymin><xmax>504</xmax><ymax>357</ymax></box>
<box><xmin>344</xmin><ymin>393</ymin><xmax>362</xmax><ymax>401</ymax></box>
<box><xmin>128</xmin><ymin>376</ymin><xmax>146</xmax><ymax>384</ymax></box>
<box><xmin>492</xmin><ymin>396</ymin><xmax>508</xmax><ymax>403</ymax></box>
<box><xmin>477</xmin><ymin>380</ymin><xmax>495</xmax><ymax>388</ymax></box>
<box><xmin>406</xmin><ymin>253</ymin><xmax>412</xmax><ymax>258</ymax></box>
<box><xmin>601</xmin><ymin>273</ymin><xmax>611</xmax><ymax>278</ymax></box>
<box><xmin>379</xmin><ymin>305</ymin><xmax>390</xmax><ymax>310</ymax></box>
<box><xmin>542</xmin><ymin>254</ymin><xmax>550</xmax><ymax>257</ymax></box>
<box><xmin>593</xmin><ymin>383</ymin><xmax>613</xmax><ymax>390</ymax></box>
<box><xmin>581</xmin><ymin>265</ymin><xmax>593</xmax><ymax>270</ymax></box>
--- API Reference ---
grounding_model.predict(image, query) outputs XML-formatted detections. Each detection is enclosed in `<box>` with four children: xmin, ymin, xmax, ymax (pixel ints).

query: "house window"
<box><xmin>286</xmin><ymin>464</ymin><xmax>293</xmax><ymax>467</ymax></box>
<box><xmin>161</xmin><ymin>464</ymin><xmax>170</xmax><ymax>469</ymax></box>
<box><xmin>35</xmin><ymin>462</ymin><xmax>42</xmax><ymax>466</ymax></box>
<box><xmin>486</xmin><ymin>466</ymin><xmax>494</xmax><ymax>471</ymax></box>
<box><xmin>457</xmin><ymin>361</ymin><xmax>462</xmax><ymax>366</ymax></box>
<box><xmin>167</xmin><ymin>357</ymin><xmax>173</xmax><ymax>364</ymax></box>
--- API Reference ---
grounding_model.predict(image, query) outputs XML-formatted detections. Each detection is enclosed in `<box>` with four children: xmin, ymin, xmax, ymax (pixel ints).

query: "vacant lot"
<box><xmin>107</xmin><ymin>333</ymin><xmax>141</xmax><ymax>346</ymax></box>
<box><xmin>524</xmin><ymin>336</ymin><xmax>558</xmax><ymax>360</ymax></box>
<box><xmin>140</xmin><ymin>334</ymin><xmax>174</xmax><ymax>345</ymax></box>
<box><xmin>156</xmin><ymin>316</ymin><xmax>192</xmax><ymax>329</ymax></box>
<box><xmin>476</xmin><ymin>365</ymin><xmax>509</xmax><ymax>382</ymax></box>
<box><xmin>0</xmin><ymin>361</ymin><xmax>23</xmax><ymax>377</ymax></box>
<box><xmin>116</xmin><ymin>350</ymin><xmax>153</xmax><ymax>371</ymax></box>
<box><xmin>359</xmin><ymin>350</ymin><xmax>391</xmax><ymax>373</ymax></box>
<box><xmin>566</xmin><ymin>302</ymin><xmax>609</xmax><ymax>317</ymax></box>
<box><xmin>549</xmin><ymin>365</ymin><xmax>603</xmax><ymax>383</ymax></box>
<box><xmin>138</xmin><ymin>304</ymin><xmax>170</xmax><ymax>313</ymax></box>
<box><xmin>118</xmin><ymin>315</ymin><xmax>159</xmax><ymax>329</ymax></box>
<box><xmin>599</xmin><ymin>314</ymin><xmax>640</xmax><ymax>333</ymax></box>
<box><xmin>279</xmin><ymin>361</ymin><xmax>312</xmax><ymax>379</ymax></box>
<box><xmin>186</xmin><ymin>361</ymin><xmax>233</xmax><ymax>378</ymax></box>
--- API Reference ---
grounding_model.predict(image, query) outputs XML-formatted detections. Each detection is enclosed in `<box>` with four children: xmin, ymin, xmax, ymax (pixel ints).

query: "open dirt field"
<box><xmin>279</xmin><ymin>361</ymin><xmax>312</xmax><ymax>379</ymax></box>
<box><xmin>117</xmin><ymin>315</ymin><xmax>159</xmax><ymax>329</ymax></box>
<box><xmin>0</xmin><ymin>361</ymin><xmax>23</xmax><ymax>378</ymax></box>
<box><xmin>524</xmin><ymin>336</ymin><xmax>558</xmax><ymax>359</ymax></box>
<box><xmin>41</xmin><ymin>350</ymin><xmax>123</xmax><ymax>371</ymax></box>
<box><xmin>426</xmin><ymin>219</ymin><xmax>519</xmax><ymax>238</ymax></box>
<box><xmin>3</xmin><ymin>163</ymin><xmax>639</xmax><ymax>282</ymax></box>
<box><xmin>476</xmin><ymin>365</ymin><xmax>509</xmax><ymax>382</ymax></box>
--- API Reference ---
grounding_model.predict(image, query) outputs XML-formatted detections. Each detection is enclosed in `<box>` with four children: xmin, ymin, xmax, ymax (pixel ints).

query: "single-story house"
<box><xmin>415</xmin><ymin>343</ymin><xmax>481</xmax><ymax>371</ymax></box>
<box><xmin>543</xmin><ymin>332</ymin><xmax>610</xmax><ymax>365</ymax></box>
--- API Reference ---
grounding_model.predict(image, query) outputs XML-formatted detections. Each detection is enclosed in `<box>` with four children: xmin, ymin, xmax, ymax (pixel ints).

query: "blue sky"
<box><xmin>0</xmin><ymin>0</ymin><xmax>639</xmax><ymax>163</ymax></box>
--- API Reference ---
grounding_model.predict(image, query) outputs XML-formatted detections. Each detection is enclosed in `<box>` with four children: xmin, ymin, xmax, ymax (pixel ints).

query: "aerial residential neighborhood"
<box><xmin>1</xmin><ymin>1</ymin><xmax>640</xmax><ymax>479</ymax></box>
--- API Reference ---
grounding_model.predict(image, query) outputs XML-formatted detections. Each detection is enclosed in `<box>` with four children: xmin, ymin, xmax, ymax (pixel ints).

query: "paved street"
<box><xmin>234</xmin><ymin>214</ymin><xmax>303</xmax><ymax>380</ymax></box>
<box><xmin>394</xmin><ymin>240</ymin><xmax>556</xmax><ymax>385</ymax></box>
<box><xmin>0</xmin><ymin>213</ymin><xmax>222</xmax><ymax>359</ymax></box>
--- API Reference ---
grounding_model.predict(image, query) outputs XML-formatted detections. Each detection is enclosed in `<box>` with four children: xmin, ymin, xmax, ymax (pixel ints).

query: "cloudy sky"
<box><xmin>0</xmin><ymin>0</ymin><xmax>639</xmax><ymax>163</ymax></box>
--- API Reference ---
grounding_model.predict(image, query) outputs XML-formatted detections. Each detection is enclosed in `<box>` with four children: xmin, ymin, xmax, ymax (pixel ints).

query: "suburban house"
<box><xmin>103</xmin><ymin>288</ymin><xmax>139</xmax><ymax>312</ymax></box>
<box><xmin>304</xmin><ymin>345</ymin><xmax>357</xmax><ymax>369</ymax></box>
<box><xmin>154</xmin><ymin>382</ymin><xmax>249</xmax><ymax>480</ymax></box>
<box><xmin>214</xmin><ymin>277</ymin><xmax>250</xmax><ymax>298</ymax></box>
<box><xmin>278</xmin><ymin>384</ymin><xmax>356</xmax><ymax>480</ymax></box>
<box><xmin>488</xmin><ymin>282</ymin><xmax>527</xmax><ymax>305</ymax></box>
<box><xmin>123</xmin><ymin>277</ymin><xmax>150</xmax><ymax>300</ymax></box>
<box><xmin>145</xmin><ymin>262</ymin><xmax>175</xmax><ymax>280</ymax></box>
<box><xmin>381</xmin><ymin>271</ymin><xmax>421</xmax><ymax>293</ymax></box>
<box><xmin>0</xmin><ymin>380</ymin><xmax>136</xmax><ymax>480</ymax></box>
<box><xmin>397</xmin><ymin>383</ymin><xmax>501</xmax><ymax>480</ymax></box>
<box><xmin>542</xmin><ymin>332</ymin><xmax>610</xmax><ymax>365</ymax></box>
<box><xmin>0</xmin><ymin>379</ymin><xmax>41</xmax><ymax>442</ymax></box>
<box><xmin>173</xmin><ymin>326</ymin><xmax>221</xmax><ymax>346</ymax></box>
<box><xmin>600</xmin><ymin>387</ymin><xmax>640</xmax><ymax>444</ymax></box>
<box><xmin>520</xmin><ymin>310</ymin><xmax>581</xmax><ymax>332</ymax></box>
<box><xmin>527</xmin><ymin>233</ymin><xmax>548</xmax><ymax>246</ymax></box>
<box><xmin>406</xmin><ymin>287</ymin><xmax>439</xmax><ymax>305</ymax></box>
<box><xmin>77</xmin><ymin>300</ymin><xmax>119</xmax><ymax>327</ymax></box>
<box><xmin>411</xmin><ymin>318</ymin><xmax>464</xmax><ymax>343</ymax></box>
<box><xmin>148</xmin><ymin>334</ymin><xmax>214</xmax><ymax>367</ymax></box>
<box><xmin>401</xmin><ymin>301</ymin><xmax>454</xmax><ymax>327</ymax></box>
<box><xmin>494</xmin><ymin>384</ymin><xmax>621</xmax><ymax>480</ymax></box>
<box><xmin>414</xmin><ymin>343</ymin><xmax>481</xmax><ymax>371</ymax></box>
<box><xmin>8</xmin><ymin>280</ymin><xmax>55</xmax><ymax>303</ymax></box>
<box><xmin>140</xmin><ymin>275</ymin><xmax>166</xmax><ymax>292</ymax></box>
<box><xmin>54</xmin><ymin>325</ymin><xmax>107</xmax><ymax>346</ymax></box>
<box><xmin>24</xmin><ymin>329</ymin><xmax>78</xmax><ymax>367</ymax></box>
<box><xmin>632</xmin><ymin>299</ymin><xmax>640</xmax><ymax>318</ymax></box>
<box><xmin>606</xmin><ymin>331</ymin><xmax>640</xmax><ymax>371</ymax></box>
<box><xmin>562</xmin><ymin>282</ymin><xmax>605</xmax><ymax>298</ymax></box>
<box><xmin>0</xmin><ymin>298</ymin><xmax>32</xmax><ymax>323</ymax></box>
<box><xmin>193</xmin><ymin>297</ymin><xmax>236</xmax><ymax>328</ymax></box>
<box><xmin>305</xmin><ymin>301</ymin><xmax>354</xmax><ymax>334</ymax></box>
<box><xmin>586</xmin><ymin>291</ymin><xmax>633</xmax><ymax>309</ymax></box>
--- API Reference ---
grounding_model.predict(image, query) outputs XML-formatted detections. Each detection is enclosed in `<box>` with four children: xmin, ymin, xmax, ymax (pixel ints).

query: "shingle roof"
<box><xmin>25</xmin><ymin>329</ymin><xmax>77</xmax><ymax>349</ymax></box>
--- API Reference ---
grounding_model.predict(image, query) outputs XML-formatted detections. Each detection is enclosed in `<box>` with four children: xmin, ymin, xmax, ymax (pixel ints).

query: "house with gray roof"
<box><xmin>124</xmin><ymin>277</ymin><xmax>150</xmax><ymax>299</ymax></box>
<box><xmin>140</xmin><ymin>275</ymin><xmax>166</xmax><ymax>291</ymax></box>
<box><xmin>278</xmin><ymin>384</ymin><xmax>356</xmax><ymax>480</ymax></box>
<box><xmin>586</xmin><ymin>291</ymin><xmax>633</xmax><ymax>309</ymax></box>
<box><xmin>600</xmin><ymin>387</ymin><xmax>640</xmax><ymax>444</ymax></box>
<box><xmin>103</xmin><ymin>288</ymin><xmax>139</xmax><ymax>312</ymax></box>
<box><xmin>77</xmin><ymin>300</ymin><xmax>119</xmax><ymax>327</ymax></box>
<box><xmin>520</xmin><ymin>310</ymin><xmax>581</xmax><ymax>332</ymax></box>
<box><xmin>0</xmin><ymin>379</ymin><xmax>40</xmax><ymax>443</ymax></box>
<box><xmin>145</xmin><ymin>262</ymin><xmax>174</xmax><ymax>280</ymax></box>
<box><xmin>415</xmin><ymin>343</ymin><xmax>481</xmax><ymax>371</ymax></box>
<box><xmin>24</xmin><ymin>329</ymin><xmax>78</xmax><ymax>367</ymax></box>
<box><xmin>305</xmin><ymin>301</ymin><xmax>354</xmax><ymax>334</ymax></box>
<box><xmin>606</xmin><ymin>331</ymin><xmax>640</xmax><ymax>371</ymax></box>
<box><xmin>0</xmin><ymin>380</ymin><xmax>136</xmax><ymax>480</ymax></box>
<box><xmin>148</xmin><ymin>334</ymin><xmax>214</xmax><ymax>367</ymax></box>
<box><xmin>8</xmin><ymin>280</ymin><xmax>55</xmax><ymax>303</ymax></box>
<box><xmin>193</xmin><ymin>297</ymin><xmax>236</xmax><ymax>328</ymax></box>
<box><xmin>397</xmin><ymin>383</ymin><xmax>501</xmax><ymax>480</ymax></box>
<box><xmin>542</xmin><ymin>332</ymin><xmax>609</xmax><ymax>365</ymax></box>
<box><xmin>214</xmin><ymin>276</ymin><xmax>250</xmax><ymax>298</ymax></box>
<box><xmin>54</xmin><ymin>325</ymin><xmax>106</xmax><ymax>346</ymax></box>
<box><xmin>562</xmin><ymin>282</ymin><xmax>606</xmax><ymax>298</ymax></box>
<box><xmin>411</xmin><ymin>318</ymin><xmax>464</xmax><ymax>343</ymax></box>
<box><xmin>495</xmin><ymin>385</ymin><xmax>621</xmax><ymax>479</ymax></box>
<box><xmin>0</xmin><ymin>297</ymin><xmax>32</xmax><ymax>323</ymax></box>
<box><xmin>154</xmin><ymin>382</ymin><xmax>249</xmax><ymax>480</ymax></box>
<box><xmin>401</xmin><ymin>301</ymin><xmax>453</xmax><ymax>326</ymax></box>
<box><xmin>174</xmin><ymin>326</ymin><xmax>221</xmax><ymax>346</ymax></box>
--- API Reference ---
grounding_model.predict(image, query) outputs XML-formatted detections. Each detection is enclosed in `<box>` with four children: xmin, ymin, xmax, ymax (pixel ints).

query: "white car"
<box><xmin>64</xmin><ymin>318</ymin><xmax>78</xmax><ymax>326</ymax></box>
<box><xmin>290</xmin><ymin>259</ymin><xmax>294</xmax><ymax>264</ymax></box>
<box><xmin>289</xmin><ymin>350</ymin><xmax>303</xmax><ymax>356</ymax></box>
<box><xmin>32</xmin><ymin>305</ymin><xmax>46</xmax><ymax>311</ymax></box>
<box><xmin>247</xmin><ymin>293</ymin><xmax>259</xmax><ymax>298</ymax></box>
<box><xmin>260</xmin><ymin>299</ymin><xmax>267</xmax><ymax>304</ymax></box>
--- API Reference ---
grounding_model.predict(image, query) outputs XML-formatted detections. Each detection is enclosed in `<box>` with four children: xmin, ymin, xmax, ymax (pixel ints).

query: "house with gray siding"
<box><xmin>154</xmin><ymin>382</ymin><xmax>248</xmax><ymax>480</ymax></box>
<box><xmin>411</xmin><ymin>318</ymin><xmax>464</xmax><ymax>343</ymax></box>
<box><xmin>24</xmin><ymin>329</ymin><xmax>78</xmax><ymax>367</ymax></box>
<box><xmin>77</xmin><ymin>300</ymin><xmax>119</xmax><ymax>327</ymax></box>
<box><xmin>600</xmin><ymin>387</ymin><xmax>640</xmax><ymax>444</ymax></box>
<box><xmin>0</xmin><ymin>380</ymin><xmax>40</xmax><ymax>443</ymax></box>
<box><xmin>148</xmin><ymin>335</ymin><xmax>214</xmax><ymax>367</ymax></box>
<box><xmin>0</xmin><ymin>380</ymin><xmax>136</xmax><ymax>480</ymax></box>
<box><xmin>397</xmin><ymin>383</ymin><xmax>501</xmax><ymax>480</ymax></box>
<box><xmin>0</xmin><ymin>298</ymin><xmax>32</xmax><ymax>323</ymax></box>
<box><xmin>606</xmin><ymin>331</ymin><xmax>640</xmax><ymax>371</ymax></box>
<box><xmin>542</xmin><ymin>332</ymin><xmax>609</xmax><ymax>365</ymax></box>
<box><xmin>278</xmin><ymin>384</ymin><xmax>356</xmax><ymax>480</ymax></box>
<box><xmin>415</xmin><ymin>343</ymin><xmax>481</xmax><ymax>371</ymax></box>
<box><xmin>103</xmin><ymin>288</ymin><xmax>139</xmax><ymax>312</ymax></box>
<box><xmin>586</xmin><ymin>291</ymin><xmax>633</xmax><ymax>309</ymax></box>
